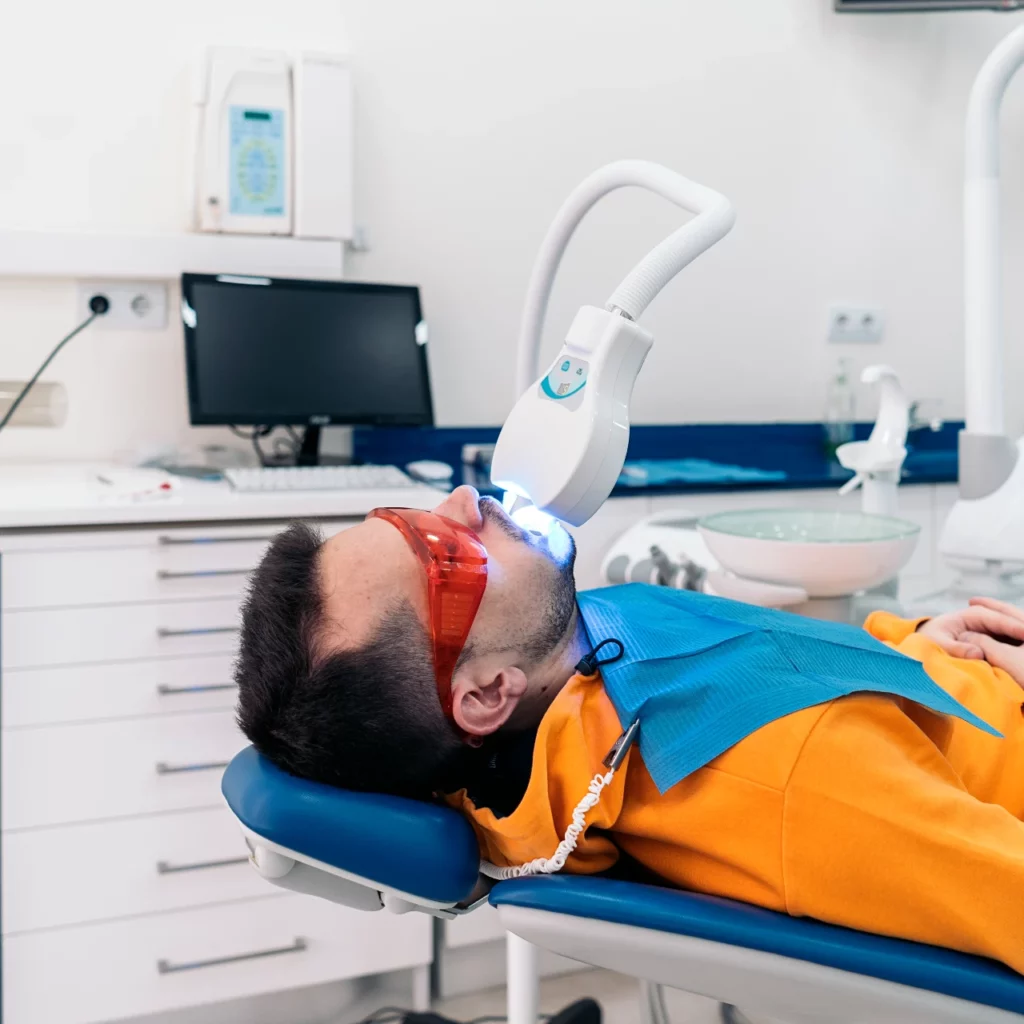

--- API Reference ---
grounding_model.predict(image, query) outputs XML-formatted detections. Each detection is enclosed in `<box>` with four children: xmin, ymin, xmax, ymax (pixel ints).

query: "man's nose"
<box><xmin>435</xmin><ymin>485</ymin><xmax>483</xmax><ymax>530</ymax></box>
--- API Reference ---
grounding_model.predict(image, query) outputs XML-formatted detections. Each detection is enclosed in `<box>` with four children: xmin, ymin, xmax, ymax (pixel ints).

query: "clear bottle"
<box><xmin>824</xmin><ymin>358</ymin><xmax>855</xmax><ymax>458</ymax></box>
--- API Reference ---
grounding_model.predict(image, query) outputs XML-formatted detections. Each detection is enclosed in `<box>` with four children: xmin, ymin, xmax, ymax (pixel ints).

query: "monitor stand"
<box><xmin>295</xmin><ymin>426</ymin><xmax>353</xmax><ymax>466</ymax></box>
<box><xmin>297</xmin><ymin>426</ymin><xmax>322</xmax><ymax>466</ymax></box>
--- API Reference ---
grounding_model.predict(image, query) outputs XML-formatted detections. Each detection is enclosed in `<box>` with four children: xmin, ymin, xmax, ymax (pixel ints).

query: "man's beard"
<box><xmin>475</xmin><ymin>495</ymin><xmax>578</xmax><ymax>665</ymax></box>
<box><xmin>519</xmin><ymin>540</ymin><xmax>577</xmax><ymax>663</ymax></box>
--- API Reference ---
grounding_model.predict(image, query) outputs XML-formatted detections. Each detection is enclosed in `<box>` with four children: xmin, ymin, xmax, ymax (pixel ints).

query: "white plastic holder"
<box><xmin>837</xmin><ymin>365</ymin><xmax>909</xmax><ymax>519</ymax></box>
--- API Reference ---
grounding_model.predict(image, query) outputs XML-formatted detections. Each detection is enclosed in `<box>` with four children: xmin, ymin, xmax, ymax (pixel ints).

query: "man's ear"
<box><xmin>451</xmin><ymin>662</ymin><xmax>528</xmax><ymax>740</ymax></box>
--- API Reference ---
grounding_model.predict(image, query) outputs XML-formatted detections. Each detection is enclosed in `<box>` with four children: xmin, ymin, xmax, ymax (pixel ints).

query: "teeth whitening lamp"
<box><xmin>491</xmin><ymin>161</ymin><xmax>736</xmax><ymax>527</ymax></box>
<box><xmin>939</xmin><ymin>25</ymin><xmax>1024</xmax><ymax>585</ymax></box>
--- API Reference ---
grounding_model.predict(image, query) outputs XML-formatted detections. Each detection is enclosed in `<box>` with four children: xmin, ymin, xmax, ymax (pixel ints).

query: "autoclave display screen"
<box><xmin>184</xmin><ymin>278</ymin><xmax>433</xmax><ymax>426</ymax></box>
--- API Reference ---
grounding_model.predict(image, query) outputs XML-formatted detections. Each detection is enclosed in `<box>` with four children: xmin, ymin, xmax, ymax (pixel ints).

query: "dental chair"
<box><xmin>222</xmin><ymin>747</ymin><xmax>1024</xmax><ymax>1024</ymax></box>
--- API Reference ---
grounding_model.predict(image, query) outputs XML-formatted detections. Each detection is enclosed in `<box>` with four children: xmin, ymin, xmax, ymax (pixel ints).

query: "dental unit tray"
<box><xmin>223</xmin><ymin>746</ymin><xmax>1024</xmax><ymax>1023</ymax></box>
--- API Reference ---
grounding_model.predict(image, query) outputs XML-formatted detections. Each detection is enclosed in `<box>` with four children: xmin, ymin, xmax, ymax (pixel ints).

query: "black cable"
<box><xmin>274</xmin><ymin>426</ymin><xmax>302</xmax><ymax>459</ymax></box>
<box><xmin>358</xmin><ymin>1008</ymin><xmax>410</xmax><ymax>1024</ymax></box>
<box><xmin>228</xmin><ymin>424</ymin><xmax>273</xmax><ymax>467</ymax></box>
<box><xmin>355</xmin><ymin>1010</ymin><xmax>554</xmax><ymax>1024</ymax></box>
<box><xmin>0</xmin><ymin>295</ymin><xmax>109</xmax><ymax>437</ymax></box>
<box><xmin>228</xmin><ymin>425</ymin><xmax>264</xmax><ymax>440</ymax></box>
<box><xmin>251</xmin><ymin>431</ymin><xmax>268</xmax><ymax>467</ymax></box>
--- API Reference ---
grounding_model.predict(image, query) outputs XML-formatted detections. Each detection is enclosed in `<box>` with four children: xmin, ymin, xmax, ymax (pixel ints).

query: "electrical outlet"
<box><xmin>77</xmin><ymin>281</ymin><xmax>168</xmax><ymax>330</ymax></box>
<box><xmin>828</xmin><ymin>304</ymin><xmax>884</xmax><ymax>344</ymax></box>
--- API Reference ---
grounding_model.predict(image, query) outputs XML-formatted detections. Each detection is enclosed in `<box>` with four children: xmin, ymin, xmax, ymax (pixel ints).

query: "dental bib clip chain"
<box><xmin>481</xmin><ymin>639</ymin><xmax>637</xmax><ymax>881</ymax></box>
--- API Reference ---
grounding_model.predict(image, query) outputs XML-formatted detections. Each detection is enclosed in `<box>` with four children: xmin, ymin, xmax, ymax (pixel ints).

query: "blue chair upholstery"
<box><xmin>222</xmin><ymin>747</ymin><xmax>481</xmax><ymax>906</ymax></box>
<box><xmin>491</xmin><ymin>876</ymin><xmax>1024</xmax><ymax>1016</ymax></box>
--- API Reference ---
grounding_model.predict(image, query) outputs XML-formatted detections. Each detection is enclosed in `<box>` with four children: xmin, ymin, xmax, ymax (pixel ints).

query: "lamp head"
<box><xmin>491</xmin><ymin>306</ymin><xmax>653</xmax><ymax>528</ymax></box>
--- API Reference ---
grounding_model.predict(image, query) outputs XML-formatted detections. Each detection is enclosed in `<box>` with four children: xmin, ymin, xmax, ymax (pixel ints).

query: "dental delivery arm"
<box><xmin>452</xmin><ymin>614</ymin><xmax>1024</xmax><ymax>973</ymax></box>
<box><xmin>491</xmin><ymin>161</ymin><xmax>735</xmax><ymax>527</ymax></box>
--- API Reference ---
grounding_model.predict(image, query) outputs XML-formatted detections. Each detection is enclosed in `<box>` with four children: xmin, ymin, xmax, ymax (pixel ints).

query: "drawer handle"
<box><xmin>157</xmin><ymin>855</ymin><xmax>249</xmax><ymax>874</ymax></box>
<box><xmin>156</xmin><ymin>760</ymin><xmax>230</xmax><ymax>775</ymax></box>
<box><xmin>157</xmin><ymin>937</ymin><xmax>307</xmax><ymax>974</ymax></box>
<box><xmin>157</xmin><ymin>568</ymin><xmax>251</xmax><ymax>580</ymax></box>
<box><xmin>157</xmin><ymin>626</ymin><xmax>239</xmax><ymax>638</ymax></box>
<box><xmin>158</xmin><ymin>534</ymin><xmax>277</xmax><ymax>546</ymax></box>
<box><xmin>157</xmin><ymin>682</ymin><xmax>236</xmax><ymax>696</ymax></box>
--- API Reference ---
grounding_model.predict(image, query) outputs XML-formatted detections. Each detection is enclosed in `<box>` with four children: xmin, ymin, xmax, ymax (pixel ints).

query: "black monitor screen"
<box><xmin>181</xmin><ymin>274</ymin><xmax>433</xmax><ymax>427</ymax></box>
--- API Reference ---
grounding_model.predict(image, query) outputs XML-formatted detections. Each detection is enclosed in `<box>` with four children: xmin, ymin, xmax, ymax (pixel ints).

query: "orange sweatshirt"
<box><xmin>449</xmin><ymin>612</ymin><xmax>1024</xmax><ymax>972</ymax></box>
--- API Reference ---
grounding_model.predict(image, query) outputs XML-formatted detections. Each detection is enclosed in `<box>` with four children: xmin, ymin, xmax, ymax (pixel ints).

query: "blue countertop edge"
<box><xmin>353</xmin><ymin>422</ymin><xmax>962</xmax><ymax>497</ymax></box>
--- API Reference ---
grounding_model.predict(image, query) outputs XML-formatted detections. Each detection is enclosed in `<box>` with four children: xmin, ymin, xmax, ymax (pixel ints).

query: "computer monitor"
<box><xmin>181</xmin><ymin>273</ymin><xmax>433</xmax><ymax>463</ymax></box>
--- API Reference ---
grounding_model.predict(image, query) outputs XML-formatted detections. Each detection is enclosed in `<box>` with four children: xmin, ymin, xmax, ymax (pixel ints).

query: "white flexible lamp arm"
<box><xmin>516</xmin><ymin>160</ymin><xmax>736</xmax><ymax>393</ymax></box>
<box><xmin>964</xmin><ymin>25</ymin><xmax>1024</xmax><ymax>438</ymax></box>
<box><xmin>493</xmin><ymin>161</ymin><xmax>734</xmax><ymax>527</ymax></box>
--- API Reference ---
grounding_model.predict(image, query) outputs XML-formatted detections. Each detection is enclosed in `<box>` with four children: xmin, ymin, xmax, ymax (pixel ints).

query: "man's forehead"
<box><xmin>318</xmin><ymin>518</ymin><xmax>427</xmax><ymax>647</ymax></box>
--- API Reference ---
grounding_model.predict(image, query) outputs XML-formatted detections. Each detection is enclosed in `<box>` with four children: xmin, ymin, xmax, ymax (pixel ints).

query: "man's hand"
<box><xmin>954</xmin><ymin>597</ymin><xmax>1024</xmax><ymax>688</ymax></box>
<box><xmin>916</xmin><ymin>597</ymin><xmax>1024</xmax><ymax>665</ymax></box>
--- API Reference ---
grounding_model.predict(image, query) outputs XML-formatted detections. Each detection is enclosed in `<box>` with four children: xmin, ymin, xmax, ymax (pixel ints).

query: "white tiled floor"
<box><xmin>434</xmin><ymin>968</ymin><xmax>740</xmax><ymax>1024</ymax></box>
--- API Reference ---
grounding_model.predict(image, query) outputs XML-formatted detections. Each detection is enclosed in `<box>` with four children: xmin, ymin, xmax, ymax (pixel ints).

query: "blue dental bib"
<box><xmin>577</xmin><ymin>584</ymin><xmax>999</xmax><ymax>794</ymax></box>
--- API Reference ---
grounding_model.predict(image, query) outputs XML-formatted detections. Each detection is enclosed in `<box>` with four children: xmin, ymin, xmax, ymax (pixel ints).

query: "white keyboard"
<box><xmin>224</xmin><ymin>465</ymin><xmax>419</xmax><ymax>493</ymax></box>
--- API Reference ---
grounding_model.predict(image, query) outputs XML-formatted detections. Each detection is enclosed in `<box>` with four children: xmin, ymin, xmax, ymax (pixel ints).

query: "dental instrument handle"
<box><xmin>964</xmin><ymin>25</ymin><xmax>1024</xmax><ymax>438</ymax></box>
<box><xmin>838</xmin><ymin>474</ymin><xmax>864</xmax><ymax>497</ymax></box>
<box><xmin>516</xmin><ymin>160</ymin><xmax>735</xmax><ymax>394</ymax></box>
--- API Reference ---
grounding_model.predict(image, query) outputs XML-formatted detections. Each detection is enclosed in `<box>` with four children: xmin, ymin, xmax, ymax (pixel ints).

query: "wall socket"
<box><xmin>828</xmin><ymin>304</ymin><xmax>884</xmax><ymax>344</ymax></box>
<box><xmin>77</xmin><ymin>281</ymin><xmax>169</xmax><ymax>330</ymax></box>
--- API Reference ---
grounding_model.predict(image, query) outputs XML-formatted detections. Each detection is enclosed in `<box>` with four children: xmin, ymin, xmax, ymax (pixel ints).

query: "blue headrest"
<box><xmin>222</xmin><ymin>746</ymin><xmax>481</xmax><ymax>906</ymax></box>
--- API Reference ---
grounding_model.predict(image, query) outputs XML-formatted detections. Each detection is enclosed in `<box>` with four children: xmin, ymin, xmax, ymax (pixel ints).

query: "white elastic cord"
<box><xmin>479</xmin><ymin>769</ymin><xmax>615</xmax><ymax>880</ymax></box>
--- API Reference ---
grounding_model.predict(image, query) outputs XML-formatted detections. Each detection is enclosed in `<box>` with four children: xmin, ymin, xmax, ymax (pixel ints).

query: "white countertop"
<box><xmin>0</xmin><ymin>463</ymin><xmax>444</xmax><ymax>530</ymax></box>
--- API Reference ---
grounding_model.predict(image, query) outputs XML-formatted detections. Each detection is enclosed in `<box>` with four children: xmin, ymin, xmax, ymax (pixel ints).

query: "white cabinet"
<box><xmin>3</xmin><ymin>893</ymin><xmax>430</xmax><ymax>1024</ymax></box>
<box><xmin>0</xmin><ymin>516</ymin><xmax>432</xmax><ymax>1024</ymax></box>
<box><xmin>3</xmin><ymin>654</ymin><xmax>237</xmax><ymax>727</ymax></box>
<box><xmin>2</xmin><ymin>710</ymin><xmax>245</xmax><ymax>830</ymax></box>
<box><xmin>3</xmin><ymin>808</ymin><xmax>262</xmax><ymax>933</ymax></box>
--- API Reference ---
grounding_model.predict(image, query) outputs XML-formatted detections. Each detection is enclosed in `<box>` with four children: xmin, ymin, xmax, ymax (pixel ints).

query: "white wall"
<box><xmin>2</xmin><ymin>1</ymin><xmax>1024</xmax><ymax>462</ymax></box>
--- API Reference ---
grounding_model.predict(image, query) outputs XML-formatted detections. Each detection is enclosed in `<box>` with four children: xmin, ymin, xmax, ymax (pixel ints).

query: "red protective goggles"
<box><xmin>369</xmin><ymin>508</ymin><xmax>488</xmax><ymax>723</ymax></box>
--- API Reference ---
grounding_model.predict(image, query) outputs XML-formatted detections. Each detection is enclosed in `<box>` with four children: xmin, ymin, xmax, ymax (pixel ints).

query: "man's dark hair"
<box><xmin>235</xmin><ymin>522</ymin><xmax>465</xmax><ymax>799</ymax></box>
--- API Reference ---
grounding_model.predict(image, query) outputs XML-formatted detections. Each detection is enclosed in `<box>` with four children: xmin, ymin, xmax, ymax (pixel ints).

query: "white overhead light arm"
<box><xmin>939</xmin><ymin>25</ymin><xmax>1024</xmax><ymax>575</ymax></box>
<box><xmin>964</xmin><ymin>24</ymin><xmax>1024</xmax><ymax>440</ymax></box>
<box><xmin>493</xmin><ymin>161</ymin><xmax>735</xmax><ymax>527</ymax></box>
<box><xmin>515</xmin><ymin>160</ymin><xmax>735</xmax><ymax>394</ymax></box>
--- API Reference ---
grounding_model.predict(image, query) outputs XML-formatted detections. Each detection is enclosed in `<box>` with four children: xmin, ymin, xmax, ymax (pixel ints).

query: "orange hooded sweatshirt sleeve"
<box><xmin>449</xmin><ymin>611</ymin><xmax>1024</xmax><ymax>973</ymax></box>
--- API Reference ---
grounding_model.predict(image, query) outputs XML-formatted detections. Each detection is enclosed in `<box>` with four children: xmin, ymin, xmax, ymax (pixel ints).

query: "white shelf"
<box><xmin>0</xmin><ymin>463</ymin><xmax>442</xmax><ymax>530</ymax></box>
<box><xmin>0</xmin><ymin>229</ymin><xmax>345</xmax><ymax>281</ymax></box>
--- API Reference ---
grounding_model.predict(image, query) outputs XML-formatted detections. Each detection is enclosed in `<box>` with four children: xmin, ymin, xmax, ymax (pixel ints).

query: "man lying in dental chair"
<box><xmin>236</xmin><ymin>485</ymin><xmax>1024</xmax><ymax>975</ymax></box>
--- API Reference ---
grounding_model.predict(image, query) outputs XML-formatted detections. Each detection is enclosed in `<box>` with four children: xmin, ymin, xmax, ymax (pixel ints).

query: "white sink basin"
<box><xmin>697</xmin><ymin>509</ymin><xmax>921</xmax><ymax>599</ymax></box>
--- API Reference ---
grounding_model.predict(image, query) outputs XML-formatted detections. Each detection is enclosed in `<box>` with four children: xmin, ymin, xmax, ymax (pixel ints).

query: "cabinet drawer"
<box><xmin>3</xmin><ymin>893</ymin><xmax>432</xmax><ymax>1024</ymax></box>
<box><xmin>3</xmin><ymin>654</ymin><xmax>237</xmax><ymax>727</ymax></box>
<box><xmin>3</xmin><ymin>806</ymin><xmax>264</xmax><ymax>933</ymax></box>
<box><xmin>0</xmin><ymin>519</ymin><xmax>360</xmax><ymax>610</ymax></box>
<box><xmin>0</xmin><ymin>538</ymin><xmax>268</xmax><ymax>610</ymax></box>
<box><xmin>2</xmin><ymin>598</ymin><xmax>242</xmax><ymax>670</ymax></box>
<box><xmin>3</xmin><ymin>710</ymin><xmax>244</xmax><ymax>830</ymax></box>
